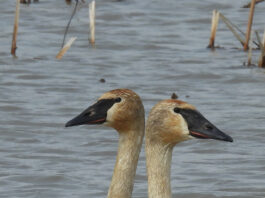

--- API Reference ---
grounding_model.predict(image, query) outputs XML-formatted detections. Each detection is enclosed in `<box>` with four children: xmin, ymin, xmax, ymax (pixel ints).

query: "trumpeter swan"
<box><xmin>65</xmin><ymin>89</ymin><xmax>145</xmax><ymax>198</ymax></box>
<box><xmin>145</xmin><ymin>99</ymin><xmax>233</xmax><ymax>198</ymax></box>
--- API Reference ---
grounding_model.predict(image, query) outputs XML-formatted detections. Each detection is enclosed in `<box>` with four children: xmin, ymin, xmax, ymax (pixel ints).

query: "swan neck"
<box><xmin>146</xmin><ymin>141</ymin><xmax>173</xmax><ymax>198</ymax></box>
<box><xmin>107</xmin><ymin>126</ymin><xmax>144</xmax><ymax>198</ymax></box>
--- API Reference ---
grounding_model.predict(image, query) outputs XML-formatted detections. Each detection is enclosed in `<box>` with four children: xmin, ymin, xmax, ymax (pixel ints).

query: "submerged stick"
<box><xmin>247</xmin><ymin>31</ymin><xmax>253</xmax><ymax>66</ymax></box>
<box><xmin>255</xmin><ymin>30</ymin><xmax>262</xmax><ymax>47</ymax></box>
<box><xmin>208</xmin><ymin>10</ymin><xmax>219</xmax><ymax>49</ymax></box>
<box><xmin>243</xmin><ymin>0</ymin><xmax>265</xmax><ymax>8</ymax></box>
<box><xmin>244</xmin><ymin>0</ymin><xmax>256</xmax><ymax>51</ymax></box>
<box><xmin>258</xmin><ymin>30</ymin><xmax>265</xmax><ymax>67</ymax></box>
<box><xmin>219</xmin><ymin>13</ymin><xmax>245</xmax><ymax>47</ymax></box>
<box><xmin>221</xmin><ymin>12</ymin><xmax>258</xmax><ymax>47</ymax></box>
<box><xmin>56</xmin><ymin>37</ymin><xmax>77</xmax><ymax>59</ymax></box>
<box><xmin>89</xmin><ymin>1</ymin><xmax>96</xmax><ymax>46</ymax></box>
<box><xmin>11</xmin><ymin>0</ymin><xmax>20</xmax><ymax>56</ymax></box>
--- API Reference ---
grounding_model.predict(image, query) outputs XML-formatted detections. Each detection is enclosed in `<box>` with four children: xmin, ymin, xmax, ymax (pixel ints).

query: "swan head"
<box><xmin>146</xmin><ymin>99</ymin><xmax>233</xmax><ymax>146</ymax></box>
<box><xmin>65</xmin><ymin>89</ymin><xmax>144</xmax><ymax>132</ymax></box>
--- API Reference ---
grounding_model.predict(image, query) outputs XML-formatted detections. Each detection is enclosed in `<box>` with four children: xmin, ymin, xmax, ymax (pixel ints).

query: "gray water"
<box><xmin>1</xmin><ymin>0</ymin><xmax>265</xmax><ymax>197</ymax></box>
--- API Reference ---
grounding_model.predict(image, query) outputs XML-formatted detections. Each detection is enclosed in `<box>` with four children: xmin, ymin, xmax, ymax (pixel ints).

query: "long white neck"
<box><xmin>107</xmin><ymin>125</ymin><xmax>144</xmax><ymax>198</ymax></box>
<box><xmin>146</xmin><ymin>140</ymin><xmax>173</xmax><ymax>198</ymax></box>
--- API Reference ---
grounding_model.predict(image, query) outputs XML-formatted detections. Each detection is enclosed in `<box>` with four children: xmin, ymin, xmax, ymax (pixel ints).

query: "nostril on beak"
<box><xmin>84</xmin><ymin>111</ymin><xmax>92</xmax><ymax>116</ymax></box>
<box><xmin>84</xmin><ymin>109</ymin><xmax>96</xmax><ymax>117</ymax></box>
<box><xmin>205</xmin><ymin>124</ymin><xmax>213</xmax><ymax>130</ymax></box>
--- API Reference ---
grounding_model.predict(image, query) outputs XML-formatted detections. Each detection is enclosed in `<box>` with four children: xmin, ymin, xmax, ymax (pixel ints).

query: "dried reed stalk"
<box><xmin>219</xmin><ymin>13</ymin><xmax>245</xmax><ymax>46</ymax></box>
<box><xmin>56</xmin><ymin>37</ymin><xmax>77</xmax><ymax>59</ymax></box>
<box><xmin>11</xmin><ymin>0</ymin><xmax>20</xmax><ymax>56</ymax></box>
<box><xmin>244</xmin><ymin>0</ymin><xmax>256</xmax><ymax>51</ymax></box>
<box><xmin>258</xmin><ymin>30</ymin><xmax>265</xmax><ymax>67</ymax></box>
<box><xmin>208</xmin><ymin>10</ymin><xmax>219</xmax><ymax>48</ymax></box>
<box><xmin>89</xmin><ymin>1</ymin><xmax>96</xmax><ymax>46</ymax></box>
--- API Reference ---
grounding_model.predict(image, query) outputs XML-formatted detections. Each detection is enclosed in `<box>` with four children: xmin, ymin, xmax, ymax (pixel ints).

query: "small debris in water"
<box><xmin>171</xmin><ymin>93</ymin><xmax>178</xmax><ymax>99</ymax></box>
<box><xmin>185</xmin><ymin>95</ymin><xmax>190</xmax><ymax>98</ymax></box>
<box><xmin>20</xmin><ymin>0</ymin><xmax>39</xmax><ymax>3</ymax></box>
<box><xmin>99</xmin><ymin>78</ymin><xmax>106</xmax><ymax>83</ymax></box>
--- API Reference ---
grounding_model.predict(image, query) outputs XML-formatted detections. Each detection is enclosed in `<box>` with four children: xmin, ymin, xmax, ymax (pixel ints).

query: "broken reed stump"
<box><xmin>56</xmin><ymin>37</ymin><xmax>77</xmax><ymax>59</ymax></box>
<box><xmin>89</xmin><ymin>1</ymin><xmax>96</xmax><ymax>46</ymax></box>
<box><xmin>11</xmin><ymin>0</ymin><xmax>20</xmax><ymax>56</ymax></box>
<box><xmin>208</xmin><ymin>9</ymin><xmax>219</xmax><ymax>49</ymax></box>
<box><xmin>258</xmin><ymin>30</ymin><xmax>265</xmax><ymax>68</ymax></box>
<box><xmin>65</xmin><ymin>0</ymin><xmax>71</xmax><ymax>5</ymax></box>
<box><xmin>244</xmin><ymin>0</ymin><xmax>256</xmax><ymax>51</ymax></box>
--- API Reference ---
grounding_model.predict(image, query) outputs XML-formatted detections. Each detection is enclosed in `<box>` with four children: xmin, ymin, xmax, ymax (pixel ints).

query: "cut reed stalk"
<box><xmin>258</xmin><ymin>30</ymin><xmax>265</xmax><ymax>68</ymax></box>
<box><xmin>219</xmin><ymin>13</ymin><xmax>245</xmax><ymax>47</ymax></box>
<box><xmin>11</xmin><ymin>0</ymin><xmax>20</xmax><ymax>56</ymax></box>
<box><xmin>89</xmin><ymin>1</ymin><xmax>96</xmax><ymax>47</ymax></box>
<box><xmin>244</xmin><ymin>0</ymin><xmax>256</xmax><ymax>51</ymax></box>
<box><xmin>208</xmin><ymin>10</ymin><xmax>219</xmax><ymax>49</ymax></box>
<box><xmin>56</xmin><ymin>37</ymin><xmax>77</xmax><ymax>59</ymax></box>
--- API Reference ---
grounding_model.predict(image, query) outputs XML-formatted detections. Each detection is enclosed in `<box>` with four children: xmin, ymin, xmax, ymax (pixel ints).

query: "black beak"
<box><xmin>189</xmin><ymin>124</ymin><xmax>233</xmax><ymax>142</ymax></box>
<box><xmin>65</xmin><ymin>98</ymin><xmax>118</xmax><ymax>127</ymax></box>
<box><xmin>175</xmin><ymin>108</ymin><xmax>233</xmax><ymax>142</ymax></box>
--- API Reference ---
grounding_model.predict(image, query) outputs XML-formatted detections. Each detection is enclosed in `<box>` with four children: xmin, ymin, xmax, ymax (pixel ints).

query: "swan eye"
<box><xmin>174</xmin><ymin>107</ymin><xmax>181</xmax><ymax>113</ymax></box>
<box><xmin>115</xmin><ymin>97</ymin><xmax>122</xmax><ymax>103</ymax></box>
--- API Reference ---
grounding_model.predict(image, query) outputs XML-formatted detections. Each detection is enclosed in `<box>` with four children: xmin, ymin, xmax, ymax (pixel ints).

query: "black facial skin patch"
<box><xmin>174</xmin><ymin>107</ymin><xmax>233</xmax><ymax>142</ymax></box>
<box><xmin>65</xmin><ymin>98</ymin><xmax>121</xmax><ymax>127</ymax></box>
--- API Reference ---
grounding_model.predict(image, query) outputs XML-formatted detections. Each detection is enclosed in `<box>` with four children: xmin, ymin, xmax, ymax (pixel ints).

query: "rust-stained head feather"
<box><xmin>100</xmin><ymin>89</ymin><xmax>145</xmax><ymax>132</ymax></box>
<box><xmin>146</xmin><ymin>99</ymin><xmax>195</xmax><ymax>146</ymax></box>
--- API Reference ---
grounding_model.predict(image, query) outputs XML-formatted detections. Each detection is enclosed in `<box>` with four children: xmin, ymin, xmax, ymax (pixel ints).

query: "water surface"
<box><xmin>1</xmin><ymin>0</ymin><xmax>265</xmax><ymax>197</ymax></box>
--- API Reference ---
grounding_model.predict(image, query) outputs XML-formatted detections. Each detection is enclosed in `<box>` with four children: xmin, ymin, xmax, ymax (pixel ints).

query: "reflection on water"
<box><xmin>1</xmin><ymin>0</ymin><xmax>265</xmax><ymax>197</ymax></box>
